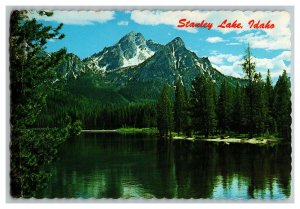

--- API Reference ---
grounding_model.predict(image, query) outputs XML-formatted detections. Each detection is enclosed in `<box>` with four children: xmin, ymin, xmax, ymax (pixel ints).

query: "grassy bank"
<box><xmin>117</xmin><ymin>127</ymin><xmax>158</xmax><ymax>135</ymax></box>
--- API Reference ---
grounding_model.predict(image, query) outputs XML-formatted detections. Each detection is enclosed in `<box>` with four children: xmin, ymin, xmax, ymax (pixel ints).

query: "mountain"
<box><xmin>106</xmin><ymin>37</ymin><xmax>243</xmax><ymax>100</ymax></box>
<box><xmin>57</xmin><ymin>53</ymin><xmax>85</xmax><ymax>79</ymax></box>
<box><xmin>83</xmin><ymin>32</ymin><xmax>162</xmax><ymax>73</ymax></box>
<box><xmin>60</xmin><ymin>32</ymin><xmax>244</xmax><ymax>102</ymax></box>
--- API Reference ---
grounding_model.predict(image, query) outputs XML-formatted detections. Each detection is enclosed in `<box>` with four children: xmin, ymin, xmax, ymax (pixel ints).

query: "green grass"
<box><xmin>117</xmin><ymin>127</ymin><xmax>158</xmax><ymax>135</ymax></box>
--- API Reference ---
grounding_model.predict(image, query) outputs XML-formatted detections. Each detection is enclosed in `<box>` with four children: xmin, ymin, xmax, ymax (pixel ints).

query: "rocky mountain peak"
<box><xmin>83</xmin><ymin>32</ymin><xmax>162</xmax><ymax>73</ymax></box>
<box><xmin>119</xmin><ymin>31</ymin><xmax>135</xmax><ymax>42</ymax></box>
<box><xmin>118</xmin><ymin>32</ymin><xmax>146</xmax><ymax>46</ymax></box>
<box><xmin>135</xmin><ymin>32</ymin><xmax>146</xmax><ymax>45</ymax></box>
<box><xmin>166</xmin><ymin>37</ymin><xmax>185</xmax><ymax>48</ymax></box>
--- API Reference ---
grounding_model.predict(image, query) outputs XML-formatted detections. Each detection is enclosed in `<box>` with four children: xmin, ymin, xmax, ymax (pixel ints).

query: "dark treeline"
<box><xmin>157</xmin><ymin>45</ymin><xmax>291</xmax><ymax>140</ymax></box>
<box><xmin>36</xmin><ymin>90</ymin><xmax>157</xmax><ymax>130</ymax></box>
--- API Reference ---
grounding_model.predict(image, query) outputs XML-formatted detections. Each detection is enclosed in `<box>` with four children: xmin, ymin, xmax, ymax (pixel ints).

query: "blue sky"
<box><xmin>31</xmin><ymin>10</ymin><xmax>291</xmax><ymax>81</ymax></box>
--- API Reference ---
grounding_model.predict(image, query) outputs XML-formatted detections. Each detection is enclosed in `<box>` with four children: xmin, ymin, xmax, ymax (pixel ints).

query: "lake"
<box><xmin>38</xmin><ymin>133</ymin><xmax>291</xmax><ymax>199</ymax></box>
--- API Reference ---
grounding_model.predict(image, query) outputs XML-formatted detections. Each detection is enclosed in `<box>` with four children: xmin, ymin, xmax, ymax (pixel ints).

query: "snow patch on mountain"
<box><xmin>82</xmin><ymin>32</ymin><xmax>162</xmax><ymax>73</ymax></box>
<box><xmin>122</xmin><ymin>45</ymin><xmax>155</xmax><ymax>67</ymax></box>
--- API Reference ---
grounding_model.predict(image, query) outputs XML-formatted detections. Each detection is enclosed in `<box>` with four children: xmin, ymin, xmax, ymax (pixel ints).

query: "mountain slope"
<box><xmin>59</xmin><ymin>33</ymin><xmax>245</xmax><ymax>102</ymax></box>
<box><xmin>57</xmin><ymin>53</ymin><xmax>85</xmax><ymax>79</ymax></box>
<box><xmin>106</xmin><ymin>37</ymin><xmax>243</xmax><ymax>100</ymax></box>
<box><xmin>83</xmin><ymin>32</ymin><xmax>162</xmax><ymax>73</ymax></box>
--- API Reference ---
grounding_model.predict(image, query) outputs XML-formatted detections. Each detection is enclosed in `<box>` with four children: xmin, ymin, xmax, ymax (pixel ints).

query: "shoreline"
<box><xmin>81</xmin><ymin>129</ymin><xmax>282</xmax><ymax>145</ymax></box>
<box><xmin>81</xmin><ymin>129</ymin><xmax>117</xmax><ymax>133</ymax></box>
<box><xmin>173</xmin><ymin>136</ymin><xmax>281</xmax><ymax>145</ymax></box>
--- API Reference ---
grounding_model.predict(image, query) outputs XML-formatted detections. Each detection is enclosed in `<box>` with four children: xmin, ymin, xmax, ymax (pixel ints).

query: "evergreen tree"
<box><xmin>174</xmin><ymin>77</ymin><xmax>185</xmax><ymax>136</ymax></box>
<box><xmin>182</xmin><ymin>88</ymin><xmax>192</xmax><ymax>137</ymax></box>
<box><xmin>157</xmin><ymin>84</ymin><xmax>173</xmax><ymax>138</ymax></box>
<box><xmin>252</xmin><ymin>73</ymin><xmax>267</xmax><ymax>135</ymax></box>
<box><xmin>264</xmin><ymin>69</ymin><xmax>275</xmax><ymax>133</ymax></box>
<box><xmin>10</xmin><ymin>10</ymin><xmax>69</xmax><ymax>197</ymax></box>
<box><xmin>273</xmin><ymin>70</ymin><xmax>291</xmax><ymax>139</ymax></box>
<box><xmin>241</xmin><ymin>44</ymin><xmax>256</xmax><ymax>138</ymax></box>
<box><xmin>190</xmin><ymin>73</ymin><xmax>217</xmax><ymax>138</ymax></box>
<box><xmin>231</xmin><ymin>83</ymin><xmax>246</xmax><ymax>133</ymax></box>
<box><xmin>10</xmin><ymin>10</ymin><xmax>66</xmax><ymax>129</ymax></box>
<box><xmin>217</xmin><ymin>79</ymin><xmax>233</xmax><ymax>134</ymax></box>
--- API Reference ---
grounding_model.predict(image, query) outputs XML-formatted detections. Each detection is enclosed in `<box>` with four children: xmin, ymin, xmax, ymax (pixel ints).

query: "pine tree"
<box><xmin>10</xmin><ymin>10</ymin><xmax>69</xmax><ymax>197</ymax></box>
<box><xmin>265</xmin><ymin>69</ymin><xmax>275</xmax><ymax>133</ymax></box>
<box><xmin>273</xmin><ymin>70</ymin><xmax>291</xmax><ymax>139</ymax></box>
<box><xmin>182</xmin><ymin>88</ymin><xmax>192</xmax><ymax>137</ymax></box>
<box><xmin>217</xmin><ymin>79</ymin><xmax>233</xmax><ymax>134</ymax></box>
<box><xmin>241</xmin><ymin>44</ymin><xmax>256</xmax><ymax>138</ymax></box>
<box><xmin>231</xmin><ymin>83</ymin><xmax>246</xmax><ymax>133</ymax></box>
<box><xmin>157</xmin><ymin>84</ymin><xmax>173</xmax><ymax>138</ymax></box>
<box><xmin>10</xmin><ymin>11</ymin><xmax>66</xmax><ymax>128</ymax></box>
<box><xmin>190</xmin><ymin>73</ymin><xmax>217</xmax><ymax>138</ymax></box>
<box><xmin>174</xmin><ymin>77</ymin><xmax>185</xmax><ymax>136</ymax></box>
<box><xmin>252</xmin><ymin>73</ymin><xmax>267</xmax><ymax>135</ymax></box>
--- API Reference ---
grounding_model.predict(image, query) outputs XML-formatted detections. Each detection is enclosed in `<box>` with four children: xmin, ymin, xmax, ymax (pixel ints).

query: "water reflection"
<box><xmin>38</xmin><ymin>133</ymin><xmax>291</xmax><ymax>199</ymax></box>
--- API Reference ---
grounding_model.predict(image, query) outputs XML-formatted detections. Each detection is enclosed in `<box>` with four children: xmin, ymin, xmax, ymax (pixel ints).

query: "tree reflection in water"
<box><xmin>37</xmin><ymin>133</ymin><xmax>291</xmax><ymax>199</ymax></box>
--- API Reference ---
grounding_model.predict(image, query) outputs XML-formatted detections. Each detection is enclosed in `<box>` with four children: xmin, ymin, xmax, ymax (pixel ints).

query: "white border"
<box><xmin>1</xmin><ymin>0</ymin><xmax>298</xmax><ymax>208</ymax></box>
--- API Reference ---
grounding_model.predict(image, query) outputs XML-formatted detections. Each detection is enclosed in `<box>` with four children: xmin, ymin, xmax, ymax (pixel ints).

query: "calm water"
<box><xmin>38</xmin><ymin>133</ymin><xmax>291</xmax><ymax>199</ymax></box>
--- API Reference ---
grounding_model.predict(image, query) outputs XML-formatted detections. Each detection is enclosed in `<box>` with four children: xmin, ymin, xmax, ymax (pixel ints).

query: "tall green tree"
<box><xmin>252</xmin><ymin>73</ymin><xmax>267</xmax><ymax>135</ymax></box>
<box><xmin>10</xmin><ymin>10</ymin><xmax>69</xmax><ymax>197</ymax></box>
<box><xmin>241</xmin><ymin>44</ymin><xmax>256</xmax><ymax>138</ymax></box>
<box><xmin>231</xmin><ymin>83</ymin><xmax>246</xmax><ymax>133</ymax></box>
<box><xmin>181</xmin><ymin>88</ymin><xmax>192</xmax><ymax>137</ymax></box>
<box><xmin>190</xmin><ymin>73</ymin><xmax>217</xmax><ymax>138</ymax></box>
<box><xmin>273</xmin><ymin>70</ymin><xmax>291</xmax><ymax>139</ymax></box>
<box><xmin>157</xmin><ymin>84</ymin><xmax>173</xmax><ymax>138</ymax></box>
<box><xmin>264</xmin><ymin>69</ymin><xmax>275</xmax><ymax>133</ymax></box>
<box><xmin>174</xmin><ymin>77</ymin><xmax>186</xmax><ymax>136</ymax></box>
<box><xmin>217</xmin><ymin>79</ymin><xmax>233</xmax><ymax>134</ymax></box>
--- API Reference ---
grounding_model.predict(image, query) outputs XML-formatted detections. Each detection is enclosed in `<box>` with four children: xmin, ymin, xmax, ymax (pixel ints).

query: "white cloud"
<box><xmin>236</xmin><ymin>31</ymin><xmax>291</xmax><ymax>50</ymax></box>
<box><xmin>226</xmin><ymin>42</ymin><xmax>241</xmax><ymax>46</ymax></box>
<box><xmin>209</xmin><ymin>53</ymin><xmax>243</xmax><ymax>77</ymax></box>
<box><xmin>209</xmin><ymin>53</ymin><xmax>243</xmax><ymax>65</ymax></box>
<box><xmin>212</xmin><ymin>63</ymin><xmax>242</xmax><ymax>78</ymax></box>
<box><xmin>231</xmin><ymin>11</ymin><xmax>291</xmax><ymax>50</ymax></box>
<box><xmin>117</xmin><ymin>20</ymin><xmax>129</xmax><ymax>26</ymax></box>
<box><xmin>273</xmin><ymin>50</ymin><xmax>291</xmax><ymax>60</ymax></box>
<box><xmin>255</xmin><ymin>51</ymin><xmax>291</xmax><ymax>78</ymax></box>
<box><xmin>130</xmin><ymin>10</ymin><xmax>205</xmax><ymax>33</ymax></box>
<box><xmin>210</xmin><ymin>50</ymin><xmax>291</xmax><ymax>79</ymax></box>
<box><xmin>206</xmin><ymin>36</ymin><xmax>225</xmax><ymax>43</ymax></box>
<box><xmin>130</xmin><ymin>10</ymin><xmax>291</xmax><ymax>50</ymax></box>
<box><xmin>29</xmin><ymin>10</ymin><xmax>115</xmax><ymax>25</ymax></box>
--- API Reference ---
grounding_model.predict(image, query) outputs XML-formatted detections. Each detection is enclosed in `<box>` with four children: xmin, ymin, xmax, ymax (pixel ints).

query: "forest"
<box><xmin>36</xmin><ymin>46</ymin><xmax>292</xmax><ymax>141</ymax></box>
<box><xmin>157</xmin><ymin>67</ymin><xmax>291</xmax><ymax>140</ymax></box>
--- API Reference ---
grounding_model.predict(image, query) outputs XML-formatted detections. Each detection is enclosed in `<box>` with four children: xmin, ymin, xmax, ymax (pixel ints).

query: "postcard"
<box><xmin>8</xmin><ymin>8</ymin><xmax>292</xmax><ymax>200</ymax></box>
